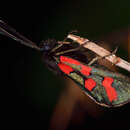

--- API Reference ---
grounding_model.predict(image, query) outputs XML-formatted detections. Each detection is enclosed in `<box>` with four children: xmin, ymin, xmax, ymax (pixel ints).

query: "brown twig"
<box><xmin>67</xmin><ymin>34</ymin><xmax>130</xmax><ymax>72</ymax></box>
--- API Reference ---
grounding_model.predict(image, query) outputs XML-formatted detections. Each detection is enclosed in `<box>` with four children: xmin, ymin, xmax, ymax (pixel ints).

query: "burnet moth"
<box><xmin>1</xmin><ymin>20</ymin><xmax>130</xmax><ymax>107</ymax></box>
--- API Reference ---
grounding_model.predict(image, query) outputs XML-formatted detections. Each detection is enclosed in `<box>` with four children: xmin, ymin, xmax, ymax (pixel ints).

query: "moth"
<box><xmin>1</xmin><ymin>20</ymin><xmax>130</xmax><ymax>107</ymax></box>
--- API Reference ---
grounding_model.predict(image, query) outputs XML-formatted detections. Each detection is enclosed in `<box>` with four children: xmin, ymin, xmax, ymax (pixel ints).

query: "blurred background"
<box><xmin>4</xmin><ymin>0</ymin><xmax>130</xmax><ymax>129</ymax></box>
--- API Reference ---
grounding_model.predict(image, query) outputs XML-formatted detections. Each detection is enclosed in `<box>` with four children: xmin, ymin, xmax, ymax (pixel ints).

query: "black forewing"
<box><xmin>59</xmin><ymin>56</ymin><xmax>130</xmax><ymax>107</ymax></box>
<box><xmin>0</xmin><ymin>20</ymin><xmax>40</xmax><ymax>50</ymax></box>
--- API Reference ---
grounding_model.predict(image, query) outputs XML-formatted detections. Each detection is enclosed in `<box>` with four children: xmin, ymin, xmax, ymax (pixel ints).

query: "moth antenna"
<box><xmin>0</xmin><ymin>20</ymin><xmax>41</xmax><ymax>51</ymax></box>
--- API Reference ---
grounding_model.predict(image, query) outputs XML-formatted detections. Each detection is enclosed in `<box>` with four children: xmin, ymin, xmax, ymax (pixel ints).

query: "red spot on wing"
<box><xmin>58</xmin><ymin>63</ymin><xmax>74</xmax><ymax>74</ymax></box>
<box><xmin>102</xmin><ymin>77</ymin><xmax>117</xmax><ymax>102</ymax></box>
<box><xmin>60</xmin><ymin>56</ymin><xmax>80</xmax><ymax>65</ymax></box>
<box><xmin>85</xmin><ymin>78</ymin><xmax>96</xmax><ymax>91</ymax></box>
<box><xmin>80</xmin><ymin>65</ymin><xmax>92</xmax><ymax>76</ymax></box>
<box><xmin>60</xmin><ymin>56</ymin><xmax>92</xmax><ymax>76</ymax></box>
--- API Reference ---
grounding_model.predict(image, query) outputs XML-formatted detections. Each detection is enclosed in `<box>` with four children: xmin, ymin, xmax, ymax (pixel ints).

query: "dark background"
<box><xmin>4</xmin><ymin>0</ymin><xmax>130</xmax><ymax>129</ymax></box>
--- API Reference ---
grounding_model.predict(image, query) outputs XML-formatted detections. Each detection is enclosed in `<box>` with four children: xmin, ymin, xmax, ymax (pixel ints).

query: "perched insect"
<box><xmin>1</xmin><ymin>20</ymin><xmax>130</xmax><ymax>107</ymax></box>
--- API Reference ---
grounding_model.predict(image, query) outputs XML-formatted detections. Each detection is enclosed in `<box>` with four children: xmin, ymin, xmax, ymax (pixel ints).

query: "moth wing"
<box><xmin>67</xmin><ymin>66</ymin><xmax>130</xmax><ymax>107</ymax></box>
<box><xmin>58</xmin><ymin>56</ymin><xmax>130</xmax><ymax>107</ymax></box>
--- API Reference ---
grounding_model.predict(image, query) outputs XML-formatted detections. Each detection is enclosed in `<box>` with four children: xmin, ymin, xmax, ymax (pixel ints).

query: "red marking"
<box><xmin>102</xmin><ymin>77</ymin><xmax>117</xmax><ymax>102</ymax></box>
<box><xmin>85</xmin><ymin>78</ymin><xmax>96</xmax><ymax>91</ymax></box>
<box><xmin>80</xmin><ymin>64</ymin><xmax>92</xmax><ymax>76</ymax></box>
<box><xmin>60</xmin><ymin>56</ymin><xmax>92</xmax><ymax>76</ymax></box>
<box><xmin>60</xmin><ymin>56</ymin><xmax>80</xmax><ymax>65</ymax></box>
<box><xmin>58</xmin><ymin>63</ymin><xmax>74</xmax><ymax>74</ymax></box>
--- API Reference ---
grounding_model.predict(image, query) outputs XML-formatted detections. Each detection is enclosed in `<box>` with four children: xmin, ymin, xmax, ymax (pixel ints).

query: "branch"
<box><xmin>67</xmin><ymin>34</ymin><xmax>130</xmax><ymax>72</ymax></box>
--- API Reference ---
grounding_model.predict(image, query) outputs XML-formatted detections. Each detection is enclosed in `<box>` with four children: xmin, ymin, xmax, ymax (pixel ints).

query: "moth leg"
<box><xmin>52</xmin><ymin>30</ymin><xmax>78</xmax><ymax>53</ymax></box>
<box><xmin>56</xmin><ymin>38</ymin><xmax>91</xmax><ymax>56</ymax></box>
<box><xmin>88</xmin><ymin>56</ymin><xmax>100</xmax><ymax>65</ymax></box>
<box><xmin>58</xmin><ymin>41</ymin><xmax>71</xmax><ymax>44</ymax></box>
<box><xmin>50</xmin><ymin>44</ymin><xmax>64</xmax><ymax>53</ymax></box>
<box><xmin>55</xmin><ymin>41</ymin><xmax>91</xmax><ymax>56</ymax></box>
<box><xmin>55</xmin><ymin>31</ymin><xmax>91</xmax><ymax>56</ymax></box>
<box><xmin>52</xmin><ymin>39</ymin><xmax>78</xmax><ymax>54</ymax></box>
<box><xmin>88</xmin><ymin>47</ymin><xmax>118</xmax><ymax>65</ymax></box>
<box><xmin>55</xmin><ymin>46</ymin><xmax>81</xmax><ymax>56</ymax></box>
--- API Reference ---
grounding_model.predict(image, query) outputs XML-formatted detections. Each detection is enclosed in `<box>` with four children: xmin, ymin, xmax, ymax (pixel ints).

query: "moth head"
<box><xmin>40</xmin><ymin>39</ymin><xmax>57</xmax><ymax>53</ymax></box>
